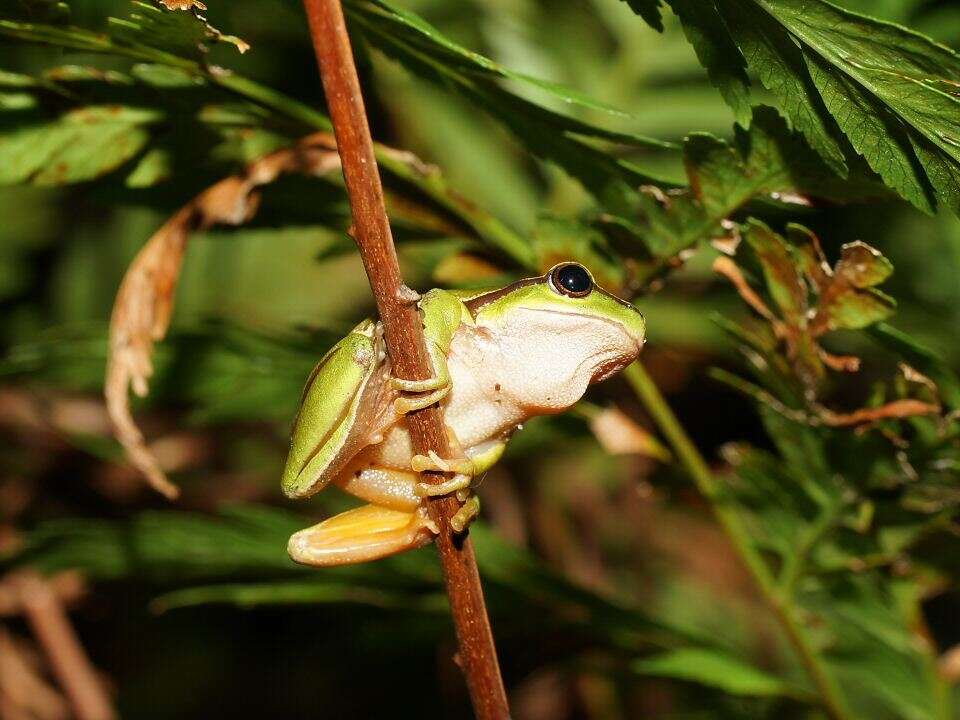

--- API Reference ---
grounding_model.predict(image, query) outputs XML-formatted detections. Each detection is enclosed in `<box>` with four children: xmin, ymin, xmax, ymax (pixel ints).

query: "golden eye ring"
<box><xmin>548</xmin><ymin>262</ymin><xmax>593</xmax><ymax>298</ymax></box>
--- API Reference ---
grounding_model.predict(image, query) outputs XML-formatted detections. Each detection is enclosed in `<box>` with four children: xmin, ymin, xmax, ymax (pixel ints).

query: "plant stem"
<box><xmin>624</xmin><ymin>361</ymin><xmax>852</xmax><ymax>720</ymax></box>
<box><xmin>300</xmin><ymin>1</ymin><xmax>509</xmax><ymax>717</ymax></box>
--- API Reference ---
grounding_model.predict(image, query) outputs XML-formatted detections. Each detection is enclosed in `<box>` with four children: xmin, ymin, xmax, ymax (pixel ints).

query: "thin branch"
<box><xmin>300</xmin><ymin>1</ymin><xmax>509</xmax><ymax>717</ymax></box>
<box><xmin>10</xmin><ymin>572</ymin><xmax>116</xmax><ymax>720</ymax></box>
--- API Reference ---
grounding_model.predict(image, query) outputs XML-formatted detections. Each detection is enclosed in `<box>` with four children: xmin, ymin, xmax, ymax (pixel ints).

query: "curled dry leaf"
<box><xmin>106</xmin><ymin>134</ymin><xmax>341</xmax><ymax>499</ymax></box>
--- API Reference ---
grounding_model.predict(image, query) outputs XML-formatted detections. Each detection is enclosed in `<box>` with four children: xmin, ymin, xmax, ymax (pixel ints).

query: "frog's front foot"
<box><xmin>392</xmin><ymin>381</ymin><xmax>451</xmax><ymax>415</ymax></box>
<box><xmin>392</xmin><ymin>340</ymin><xmax>452</xmax><ymax>414</ymax></box>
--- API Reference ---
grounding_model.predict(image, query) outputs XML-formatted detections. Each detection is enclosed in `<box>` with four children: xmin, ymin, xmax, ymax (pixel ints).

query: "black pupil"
<box><xmin>556</xmin><ymin>264</ymin><xmax>592</xmax><ymax>295</ymax></box>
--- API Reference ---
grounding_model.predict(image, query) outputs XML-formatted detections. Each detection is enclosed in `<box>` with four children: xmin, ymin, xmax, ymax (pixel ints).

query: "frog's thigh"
<box><xmin>288</xmin><ymin>504</ymin><xmax>434</xmax><ymax>567</ymax></box>
<box><xmin>335</xmin><ymin>461</ymin><xmax>421</xmax><ymax>512</ymax></box>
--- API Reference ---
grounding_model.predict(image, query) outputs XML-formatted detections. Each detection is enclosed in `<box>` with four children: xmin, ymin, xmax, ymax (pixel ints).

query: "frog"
<box><xmin>282</xmin><ymin>261</ymin><xmax>646</xmax><ymax>566</ymax></box>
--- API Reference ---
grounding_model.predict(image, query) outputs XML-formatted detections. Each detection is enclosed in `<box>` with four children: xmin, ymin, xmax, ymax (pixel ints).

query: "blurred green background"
<box><xmin>1</xmin><ymin>0</ymin><xmax>960</xmax><ymax>718</ymax></box>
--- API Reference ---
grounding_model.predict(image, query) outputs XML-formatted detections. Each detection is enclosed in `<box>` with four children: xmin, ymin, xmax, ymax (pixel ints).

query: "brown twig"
<box><xmin>10</xmin><ymin>572</ymin><xmax>115</xmax><ymax>720</ymax></box>
<box><xmin>301</xmin><ymin>1</ymin><xmax>509</xmax><ymax>716</ymax></box>
<box><xmin>0</xmin><ymin>627</ymin><xmax>71</xmax><ymax>720</ymax></box>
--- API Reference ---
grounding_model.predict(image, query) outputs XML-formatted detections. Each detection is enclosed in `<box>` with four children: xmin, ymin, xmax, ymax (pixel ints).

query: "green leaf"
<box><xmin>817</xmin><ymin>288</ymin><xmax>895</xmax><ymax>332</ymax></box>
<box><xmin>811</xmin><ymin>242</ymin><xmax>897</xmax><ymax>334</ymax></box>
<box><xmin>633</xmin><ymin>647</ymin><xmax>812</xmax><ymax>698</ymax></box>
<box><xmin>152</xmin><ymin>580</ymin><xmax>446</xmax><ymax>613</ymax></box>
<box><xmin>653</xmin><ymin>0</ymin><xmax>960</xmax><ymax>214</ymax></box>
<box><xmin>3</xmin><ymin>0</ymin><xmax>69</xmax><ymax>23</ymax></box>
<box><xmin>632</xmin><ymin>107</ymin><xmax>886</xmax><ymax>265</ymax></box>
<box><xmin>755</xmin><ymin>0</ymin><xmax>960</xmax><ymax>213</ymax></box>
<box><xmin>667</xmin><ymin>0</ymin><xmax>751</xmax><ymax>125</ymax></box>
<box><xmin>0</xmin><ymin>104</ymin><xmax>158</xmax><ymax>185</ymax></box>
<box><xmin>9</xmin><ymin>504</ymin><xmax>697</xmax><ymax>652</ymax></box>
<box><xmin>354</xmin><ymin>0</ymin><xmax>661</xmax><ymax>126</ymax></box>
<box><xmin>802</xmin><ymin>48</ymin><xmax>935</xmax><ymax>213</ymax></box>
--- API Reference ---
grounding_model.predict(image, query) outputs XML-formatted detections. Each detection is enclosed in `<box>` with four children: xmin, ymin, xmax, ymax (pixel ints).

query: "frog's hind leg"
<box><xmin>288</xmin><ymin>462</ymin><xmax>436</xmax><ymax>567</ymax></box>
<box><xmin>408</xmin><ymin>439</ymin><xmax>507</xmax><ymax>533</ymax></box>
<box><xmin>288</xmin><ymin>504</ymin><xmax>436</xmax><ymax>567</ymax></box>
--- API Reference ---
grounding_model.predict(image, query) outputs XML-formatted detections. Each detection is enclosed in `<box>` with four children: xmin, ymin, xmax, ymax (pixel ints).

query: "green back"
<box><xmin>281</xmin><ymin>320</ymin><xmax>379</xmax><ymax>498</ymax></box>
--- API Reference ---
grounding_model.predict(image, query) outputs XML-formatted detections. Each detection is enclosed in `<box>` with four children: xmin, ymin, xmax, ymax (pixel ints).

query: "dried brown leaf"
<box><xmin>105</xmin><ymin>134</ymin><xmax>341</xmax><ymax>498</ymax></box>
<box><xmin>590</xmin><ymin>406</ymin><xmax>671</xmax><ymax>460</ymax></box>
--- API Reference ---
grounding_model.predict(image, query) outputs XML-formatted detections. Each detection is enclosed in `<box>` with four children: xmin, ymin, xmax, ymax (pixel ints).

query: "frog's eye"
<box><xmin>549</xmin><ymin>263</ymin><xmax>593</xmax><ymax>298</ymax></box>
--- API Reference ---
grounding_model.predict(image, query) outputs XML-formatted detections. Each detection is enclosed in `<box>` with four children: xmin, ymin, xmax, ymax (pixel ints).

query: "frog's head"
<box><xmin>466</xmin><ymin>262</ymin><xmax>646</xmax><ymax>413</ymax></box>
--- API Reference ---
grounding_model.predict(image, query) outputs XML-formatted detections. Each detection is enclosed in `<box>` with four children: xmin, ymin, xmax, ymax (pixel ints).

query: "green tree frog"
<box><xmin>282</xmin><ymin>262</ymin><xmax>646</xmax><ymax>566</ymax></box>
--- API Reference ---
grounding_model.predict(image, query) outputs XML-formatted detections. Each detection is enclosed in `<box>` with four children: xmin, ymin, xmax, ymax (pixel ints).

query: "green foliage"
<box><xmin>630</xmin><ymin>108</ymin><xmax>885</xmax><ymax>265</ymax></box>
<box><xmin>1</xmin><ymin>0</ymin><xmax>959</xmax><ymax>717</ymax></box>
<box><xmin>621</xmin><ymin>0</ymin><xmax>960</xmax><ymax>214</ymax></box>
<box><xmin>633</xmin><ymin>647</ymin><xmax>812</xmax><ymax>699</ymax></box>
<box><xmin>10</xmin><ymin>504</ymin><xmax>695</xmax><ymax>651</ymax></box>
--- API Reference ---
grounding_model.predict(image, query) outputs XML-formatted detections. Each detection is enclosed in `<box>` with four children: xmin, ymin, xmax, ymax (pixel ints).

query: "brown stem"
<box><xmin>12</xmin><ymin>572</ymin><xmax>116</xmax><ymax>720</ymax></box>
<box><xmin>300</xmin><ymin>1</ymin><xmax>510</xmax><ymax>716</ymax></box>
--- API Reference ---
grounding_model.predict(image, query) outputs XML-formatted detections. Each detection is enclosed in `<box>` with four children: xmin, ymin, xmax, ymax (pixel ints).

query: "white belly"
<box><xmin>371</xmin><ymin>323</ymin><xmax>524</xmax><ymax>467</ymax></box>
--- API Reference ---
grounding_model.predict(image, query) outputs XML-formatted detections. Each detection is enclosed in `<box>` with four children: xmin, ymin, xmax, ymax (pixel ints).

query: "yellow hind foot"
<box><xmin>287</xmin><ymin>504</ymin><xmax>437</xmax><ymax>567</ymax></box>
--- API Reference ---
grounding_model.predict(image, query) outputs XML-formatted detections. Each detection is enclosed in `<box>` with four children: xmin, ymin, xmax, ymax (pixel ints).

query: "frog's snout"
<box><xmin>625</xmin><ymin>307</ymin><xmax>647</xmax><ymax>354</ymax></box>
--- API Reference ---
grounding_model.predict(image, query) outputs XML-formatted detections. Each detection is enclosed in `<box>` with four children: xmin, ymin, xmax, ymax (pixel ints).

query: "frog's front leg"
<box><xmin>391</xmin><ymin>339</ymin><xmax>452</xmax><ymax>414</ymax></box>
